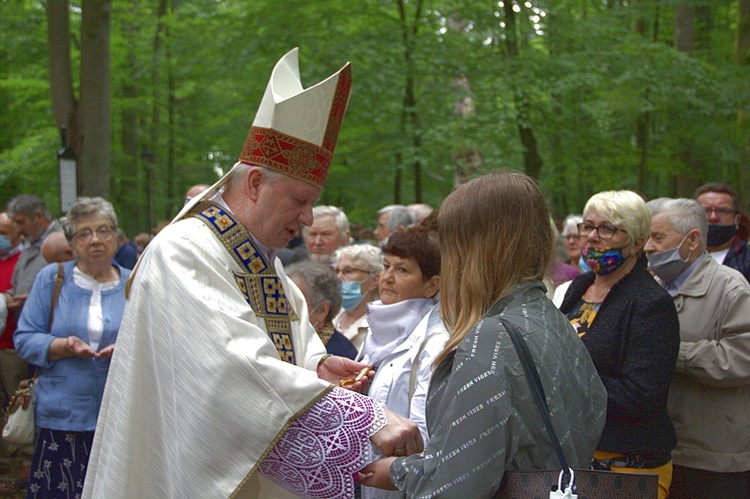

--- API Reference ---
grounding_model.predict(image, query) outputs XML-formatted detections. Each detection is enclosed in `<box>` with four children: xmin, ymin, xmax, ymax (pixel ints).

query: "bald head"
<box><xmin>0</xmin><ymin>212</ymin><xmax>20</xmax><ymax>252</ymax></box>
<box><xmin>185</xmin><ymin>184</ymin><xmax>210</xmax><ymax>202</ymax></box>
<box><xmin>42</xmin><ymin>231</ymin><xmax>74</xmax><ymax>263</ymax></box>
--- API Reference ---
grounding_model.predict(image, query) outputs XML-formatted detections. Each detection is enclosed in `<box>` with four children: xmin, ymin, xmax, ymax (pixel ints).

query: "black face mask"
<box><xmin>706</xmin><ymin>224</ymin><xmax>737</xmax><ymax>248</ymax></box>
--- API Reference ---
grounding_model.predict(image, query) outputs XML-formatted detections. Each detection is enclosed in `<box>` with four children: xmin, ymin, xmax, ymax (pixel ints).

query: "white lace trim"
<box><xmin>259</xmin><ymin>387</ymin><xmax>383</xmax><ymax>498</ymax></box>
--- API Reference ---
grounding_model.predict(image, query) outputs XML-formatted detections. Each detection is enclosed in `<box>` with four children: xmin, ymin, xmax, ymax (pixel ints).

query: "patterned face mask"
<box><xmin>580</xmin><ymin>245</ymin><xmax>627</xmax><ymax>276</ymax></box>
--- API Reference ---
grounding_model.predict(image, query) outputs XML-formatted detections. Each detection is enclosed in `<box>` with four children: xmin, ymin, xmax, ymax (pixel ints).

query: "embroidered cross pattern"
<box><xmin>188</xmin><ymin>200</ymin><xmax>299</xmax><ymax>364</ymax></box>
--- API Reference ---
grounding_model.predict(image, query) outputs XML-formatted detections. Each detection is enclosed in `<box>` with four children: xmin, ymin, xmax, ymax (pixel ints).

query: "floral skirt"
<box><xmin>26</xmin><ymin>427</ymin><xmax>94</xmax><ymax>499</ymax></box>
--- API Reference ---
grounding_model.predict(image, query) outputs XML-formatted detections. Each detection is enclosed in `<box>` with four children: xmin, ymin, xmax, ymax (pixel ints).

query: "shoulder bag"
<box><xmin>2</xmin><ymin>263</ymin><xmax>65</xmax><ymax>446</ymax></box>
<box><xmin>493</xmin><ymin>317</ymin><xmax>659</xmax><ymax>499</ymax></box>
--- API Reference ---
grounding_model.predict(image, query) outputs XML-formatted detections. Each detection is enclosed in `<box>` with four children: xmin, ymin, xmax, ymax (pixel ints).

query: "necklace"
<box><xmin>583</xmin><ymin>284</ymin><xmax>611</xmax><ymax>303</ymax></box>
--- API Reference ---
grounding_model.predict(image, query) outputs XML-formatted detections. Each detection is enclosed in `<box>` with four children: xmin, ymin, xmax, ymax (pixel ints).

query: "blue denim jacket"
<box><xmin>14</xmin><ymin>260</ymin><xmax>130</xmax><ymax>431</ymax></box>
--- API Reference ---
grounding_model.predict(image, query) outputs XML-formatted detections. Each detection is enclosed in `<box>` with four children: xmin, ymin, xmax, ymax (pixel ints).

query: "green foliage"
<box><xmin>1</xmin><ymin>0</ymin><xmax>747</xmax><ymax>231</ymax></box>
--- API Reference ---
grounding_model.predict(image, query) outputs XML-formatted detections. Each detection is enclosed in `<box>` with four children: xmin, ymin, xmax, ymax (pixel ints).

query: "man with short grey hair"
<box><xmin>5</xmin><ymin>194</ymin><xmax>63</xmax><ymax>305</ymax></box>
<box><xmin>302</xmin><ymin>205</ymin><xmax>350</xmax><ymax>264</ymax></box>
<box><xmin>374</xmin><ymin>204</ymin><xmax>415</xmax><ymax>245</ymax></box>
<box><xmin>645</xmin><ymin>197</ymin><xmax>750</xmax><ymax>498</ymax></box>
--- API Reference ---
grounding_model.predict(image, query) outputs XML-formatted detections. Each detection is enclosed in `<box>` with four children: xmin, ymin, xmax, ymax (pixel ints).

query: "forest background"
<box><xmin>1</xmin><ymin>0</ymin><xmax>749</xmax><ymax>238</ymax></box>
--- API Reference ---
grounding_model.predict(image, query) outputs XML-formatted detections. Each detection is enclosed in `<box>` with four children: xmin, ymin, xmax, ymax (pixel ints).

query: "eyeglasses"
<box><xmin>577</xmin><ymin>222</ymin><xmax>625</xmax><ymax>240</ymax></box>
<box><xmin>74</xmin><ymin>225</ymin><xmax>113</xmax><ymax>243</ymax></box>
<box><xmin>703</xmin><ymin>206</ymin><xmax>734</xmax><ymax>218</ymax></box>
<box><xmin>562</xmin><ymin>234</ymin><xmax>580</xmax><ymax>241</ymax></box>
<box><xmin>335</xmin><ymin>267</ymin><xmax>369</xmax><ymax>278</ymax></box>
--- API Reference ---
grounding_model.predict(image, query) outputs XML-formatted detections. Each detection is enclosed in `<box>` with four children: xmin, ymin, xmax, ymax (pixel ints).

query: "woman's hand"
<box><xmin>358</xmin><ymin>457</ymin><xmax>398</xmax><ymax>490</ymax></box>
<box><xmin>370</xmin><ymin>407</ymin><xmax>424</xmax><ymax>457</ymax></box>
<box><xmin>317</xmin><ymin>355</ymin><xmax>374</xmax><ymax>393</ymax></box>
<box><xmin>48</xmin><ymin>336</ymin><xmax>99</xmax><ymax>361</ymax></box>
<box><xmin>98</xmin><ymin>344</ymin><xmax>115</xmax><ymax>359</ymax></box>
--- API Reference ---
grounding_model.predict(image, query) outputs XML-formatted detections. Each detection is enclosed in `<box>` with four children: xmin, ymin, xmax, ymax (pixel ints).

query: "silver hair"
<box><xmin>647</xmin><ymin>197</ymin><xmax>708</xmax><ymax>249</ymax></box>
<box><xmin>378</xmin><ymin>204</ymin><xmax>416</xmax><ymax>231</ymax></box>
<box><xmin>334</xmin><ymin>244</ymin><xmax>384</xmax><ymax>274</ymax></box>
<box><xmin>6</xmin><ymin>194</ymin><xmax>52</xmax><ymax>221</ymax></box>
<box><xmin>301</xmin><ymin>205</ymin><xmax>350</xmax><ymax>242</ymax></box>
<box><xmin>60</xmin><ymin>197</ymin><xmax>118</xmax><ymax>241</ymax></box>
<box><xmin>227</xmin><ymin>163</ymin><xmax>285</xmax><ymax>192</ymax></box>
<box><xmin>286</xmin><ymin>260</ymin><xmax>342</xmax><ymax>323</ymax></box>
<box><xmin>561</xmin><ymin>214</ymin><xmax>583</xmax><ymax>236</ymax></box>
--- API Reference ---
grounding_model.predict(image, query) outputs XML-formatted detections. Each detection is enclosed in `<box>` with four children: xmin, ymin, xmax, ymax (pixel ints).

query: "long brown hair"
<box><xmin>436</xmin><ymin>171</ymin><xmax>553</xmax><ymax>364</ymax></box>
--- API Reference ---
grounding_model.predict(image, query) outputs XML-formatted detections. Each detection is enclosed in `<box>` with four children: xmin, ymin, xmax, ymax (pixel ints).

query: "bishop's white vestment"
<box><xmin>82</xmin><ymin>201</ymin><xmax>384</xmax><ymax>498</ymax></box>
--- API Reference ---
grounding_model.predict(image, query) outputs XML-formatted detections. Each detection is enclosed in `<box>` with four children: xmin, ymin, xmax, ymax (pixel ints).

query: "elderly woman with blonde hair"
<box><xmin>559</xmin><ymin>190</ymin><xmax>680</xmax><ymax>499</ymax></box>
<box><xmin>360</xmin><ymin>171</ymin><xmax>606</xmax><ymax>497</ymax></box>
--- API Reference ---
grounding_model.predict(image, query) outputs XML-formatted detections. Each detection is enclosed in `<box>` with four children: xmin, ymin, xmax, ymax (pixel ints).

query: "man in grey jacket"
<box><xmin>2</xmin><ymin>196</ymin><xmax>62</xmax><ymax>378</ymax></box>
<box><xmin>645</xmin><ymin>197</ymin><xmax>750</xmax><ymax>499</ymax></box>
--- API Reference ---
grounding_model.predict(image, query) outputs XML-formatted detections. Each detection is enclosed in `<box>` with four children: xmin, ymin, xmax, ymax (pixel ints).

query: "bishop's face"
<box><xmin>246</xmin><ymin>172</ymin><xmax>321</xmax><ymax>250</ymax></box>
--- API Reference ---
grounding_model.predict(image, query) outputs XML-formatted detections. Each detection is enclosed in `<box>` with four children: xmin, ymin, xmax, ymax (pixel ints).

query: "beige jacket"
<box><xmin>668</xmin><ymin>254</ymin><xmax>750</xmax><ymax>472</ymax></box>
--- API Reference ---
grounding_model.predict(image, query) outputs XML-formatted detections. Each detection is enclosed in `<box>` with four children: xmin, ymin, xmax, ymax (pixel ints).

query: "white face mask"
<box><xmin>647</xmin><ymin>233</ymin><xmax>691</xmax><ymax>283</ymax></box>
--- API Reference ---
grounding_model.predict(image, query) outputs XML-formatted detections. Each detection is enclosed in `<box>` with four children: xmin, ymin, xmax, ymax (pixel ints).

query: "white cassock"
<box><xmin>82</xmin><ymin>199</ymin><xmax>382</xmax><ymax>499</ymax></box>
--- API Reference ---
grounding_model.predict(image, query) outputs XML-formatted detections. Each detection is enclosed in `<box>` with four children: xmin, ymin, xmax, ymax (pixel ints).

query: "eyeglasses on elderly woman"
<box><xmin>73</xmin><ymin>225</ymin><xmax>114</xmax><ymax>243</ymax></box>
<box><xmin>577</xmin><ymin>222</ymin><xmax>626</xmax><ymax>240</ymax></box>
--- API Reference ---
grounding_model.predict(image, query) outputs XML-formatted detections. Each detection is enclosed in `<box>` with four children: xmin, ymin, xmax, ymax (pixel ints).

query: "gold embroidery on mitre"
<box><xmin>187</xmin><ymin>200</ymin><xmax>299</xmax><ymax>363</ymax></box>
<box><xmin>239</xmin><ymin>127</ymin><xmax>332</xmax><ymax>188</ymax></box>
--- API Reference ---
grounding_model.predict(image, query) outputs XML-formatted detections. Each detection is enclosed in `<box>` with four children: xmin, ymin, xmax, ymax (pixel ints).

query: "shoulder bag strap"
<box><xmin>49</xmin><ymin>262</ymin><xmax>65</xmax><ymax>330</ymax></box>
<box><xmin>407</xmin><ymin>333</ymin><xmax>442</xmax><ymax>416</ymax></box>
<box><xmin>25</xmin><ymin>263</ymin><xmax>62</xmax><ymax>382</ymax></box>
<box><xmin>498</xmin><ymin>317</ymin><xmax>570</xmax><ymax>473</ymax></box>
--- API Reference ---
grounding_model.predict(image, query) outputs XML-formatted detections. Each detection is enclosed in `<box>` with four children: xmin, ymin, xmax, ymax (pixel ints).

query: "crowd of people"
<box><xmin>0</xmin><ymin>48</ymin><xmax>748</xmax><ymax>499</ymax></box>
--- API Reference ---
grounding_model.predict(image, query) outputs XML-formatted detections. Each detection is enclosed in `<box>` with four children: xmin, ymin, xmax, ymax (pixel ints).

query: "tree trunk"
<box><xmin>78</xmin><ymin>0</ymin><xmax>111</xmax><ymax>197</ymax></box>
<box><xmin>145</xmin><ymin>0</ymin><xmax>169</xmax><ymax>228</ymax></box>
<box><xmin>673</xmin><ymin>3</ymin><xmax>700</xmax><ymax>197</ymax></box>
<box><xmin>504</xmin><ymin>1</ymin><xmax>543</xmax><ymax>178</ymax></box>
<box><xmin>46</xmin><ymin>0</ymin><xmax>79</xmax><ymax>185</ymax></box>
<box><xmin>633</xmin><ymin>4</ymin><xmax>651</xmax><ymax>195</ymax></box>
<box><xmin>396</xmin><ymin>0</ymin><xmax>424</xmax><ymax>203</ymax></box>
<box><xmin>736</xmin><ymin>0</ymin><xmax>750</xmax><ymax>208</ymax></box>
<box><xmin>166</xmin><ymin>0</ymin><xmax>177</xmax><ymax>216</ymax></box>
<box><xmin>118</xmin><ymin>9</ymin><xmax>141</xmax><ymax>235</ymax></box>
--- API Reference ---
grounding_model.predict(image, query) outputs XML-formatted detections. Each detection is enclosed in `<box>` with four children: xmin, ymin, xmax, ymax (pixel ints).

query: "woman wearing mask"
<box><xmin>333</xmin><ymin>244</ymin><xmax>383</xmax><ymax>351</ymax></box>
<box><xmin>559</xmin><ymin>190</ymin><xmax>680</xmax><ymax>499</ymax></box>
<box><xmin>358</xmin><ymin>222</ymin><xmax>449</xmax><ymax>499</ymax></box>
<box><xmin>14</xmin><ymin>197</ymin><xmax>131</xmax><ymax>498</ymax></box>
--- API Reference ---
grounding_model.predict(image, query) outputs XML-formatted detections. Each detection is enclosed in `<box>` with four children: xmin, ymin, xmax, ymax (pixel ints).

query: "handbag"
<box><xmin>2</xmin><ymin>263</ymin><xmax>65</xmax><ymax>446</ymax></box>
<box><xmin>494</xmin><ymin>317</ymin><xmax>659</xmax><ymax>499</ymax></box>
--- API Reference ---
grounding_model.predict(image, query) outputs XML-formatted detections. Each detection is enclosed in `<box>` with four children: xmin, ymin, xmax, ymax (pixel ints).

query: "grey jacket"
<box><xmin>668</xmin><ymin>254</ymin><xmax>750</xmax><ymax>472</ymax></box>
<box><xmin>11</xmin><ymin>220</ymin><xmax>63</xmax><ymax>296</ymax></box>
<box><xmin>392</xmin><ymin>281</ymin><xmax>607</xmax><ymax>498</ymax></box>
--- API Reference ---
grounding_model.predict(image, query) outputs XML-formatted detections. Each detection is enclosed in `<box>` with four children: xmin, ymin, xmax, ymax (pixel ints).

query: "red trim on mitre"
<box><xmin>238</xmin><ymin>127</ymin><xmax>332</xmax><ymax>188</ymax></box>
<box><xmin>238</xmin><ymin>64</ymin><xmax>352</xmax><ymax>189</ymax></box>
<box><xmin>322</xmin><ymin>63</ymin><xmax>352</xmax><ymax>153</ymax></box>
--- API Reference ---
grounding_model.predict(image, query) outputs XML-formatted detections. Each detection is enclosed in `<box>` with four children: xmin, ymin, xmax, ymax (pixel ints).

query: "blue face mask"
<box><xmin>341</xmin><ymin>280</ymin><xmax>366</xmax><ymax>311</ymax></box>
<box><xmin>0</xmin><ymin>235</ymin><xmax>11</xmax><ymax>253</ymax></box>
<box><xmin>578</xmin><ymin>254</ymin><xmax>591</xmax><ymax>273</ymax></box>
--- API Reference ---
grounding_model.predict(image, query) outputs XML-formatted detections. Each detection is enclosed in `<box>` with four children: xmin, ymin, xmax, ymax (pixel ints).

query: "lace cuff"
<box><xmin>259</xmin><ymin>387</ymin><xmax>382</xmax><ymax>498</ymax></box>
<box><xmin>368</xmin><ymin>399</ymin><xmax>388</xmax><ymax>438</ymax></box>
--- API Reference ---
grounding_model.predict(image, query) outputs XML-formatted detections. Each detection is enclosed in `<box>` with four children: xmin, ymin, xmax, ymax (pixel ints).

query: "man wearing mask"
<box><xmin>694</xmin><ymin>182</ymin><xmax>750</xmax><ymax>282</ymax></box>
<box><xmin>645</xmin><ymin>198</ymin><xmax>750</xmax><ymax>499</ymax></box>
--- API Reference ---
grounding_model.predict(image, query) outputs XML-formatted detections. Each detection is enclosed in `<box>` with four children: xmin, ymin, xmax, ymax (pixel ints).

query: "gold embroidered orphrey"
<box><xmin>187</xmin><ymin>200</ymin><xmax>300</xmax><ymax>364</ymax></box>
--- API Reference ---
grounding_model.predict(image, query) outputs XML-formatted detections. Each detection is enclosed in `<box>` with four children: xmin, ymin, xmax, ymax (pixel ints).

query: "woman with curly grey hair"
<box><xmin>14</xmin><ymin>197</ymin><xmax>131</xmax><ymax>498</ymax></box>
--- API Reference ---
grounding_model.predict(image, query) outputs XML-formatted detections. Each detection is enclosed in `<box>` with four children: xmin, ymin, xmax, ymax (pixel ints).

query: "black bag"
<box><xmin>493</xmin><ymin>318</ymin><xmax>659</xmax><ymax>499</ymax></box>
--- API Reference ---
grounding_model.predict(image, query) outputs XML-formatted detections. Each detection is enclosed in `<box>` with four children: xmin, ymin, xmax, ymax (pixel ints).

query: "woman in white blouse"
<box><xmin>14</xmin><ymin>197</ymin><xmax>131</xmax><ymax>499</ymax></box>
<box><xmin>358</xmin><ymin>220</ymin><xmax>449</xmax><ymax>499</ymax></box>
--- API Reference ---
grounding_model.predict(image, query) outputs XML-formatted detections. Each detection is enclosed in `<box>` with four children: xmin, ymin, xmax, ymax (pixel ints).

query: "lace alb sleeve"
<box><xmin>259</xmin><ymin>386</ymin><xmax>387</xmax><ymax>498</ymax></box>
